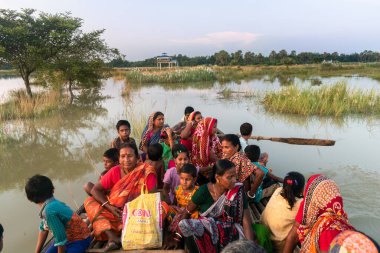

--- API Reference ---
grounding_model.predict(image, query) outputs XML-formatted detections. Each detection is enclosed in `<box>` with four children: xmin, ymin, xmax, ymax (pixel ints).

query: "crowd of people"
<box><xmin>22</xmin><ymin>106</ymin><xmax>379</xmax><ymax>253</ymax></box>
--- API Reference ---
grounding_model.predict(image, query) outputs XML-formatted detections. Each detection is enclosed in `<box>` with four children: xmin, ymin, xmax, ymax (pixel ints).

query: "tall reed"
<box><xmin>126</xmin><ymin>67</ymin><xmax>216</xmax><ymax>83</ymax></box>
<box><xmin>263</xmin><ymin>81</ymin><xmax>380</xmax><ymax>116</ymax></box>
<box><xmin>0</xmin><ymin>89</ymin><xmax>66</xmax><ymax>120</ymax></box>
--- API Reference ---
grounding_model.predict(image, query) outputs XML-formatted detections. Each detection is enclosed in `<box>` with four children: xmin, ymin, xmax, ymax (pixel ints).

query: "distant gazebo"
<box><xmin>156</xmin><ymin>53</ymin><xmax>178</xmax><ymax>69</ymax></box>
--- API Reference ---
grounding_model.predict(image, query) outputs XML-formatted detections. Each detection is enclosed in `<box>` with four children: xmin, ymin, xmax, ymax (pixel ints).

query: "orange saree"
<box><xmin>84</xmin><ymin>162</ymin><xmax>156</xmax><ymax>240</ymax></box>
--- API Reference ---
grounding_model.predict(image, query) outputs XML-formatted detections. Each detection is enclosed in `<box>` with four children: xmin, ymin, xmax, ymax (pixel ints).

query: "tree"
<box><xmin>0</xmin><ymin>9</ymin><xmax>115</xmax><ymax>98</ymax></box>
<box><xmin>230</xmin><ymin>50</ymin><xmax>243</xmax><ymax>66</ymax></box>
<box><xmin>40</xmin><ymin>29</ymin><xmax>118</xmax><ymax>101</ymax></box>
<box><xmin>244</xmin><ymin>51</ymin><xmax>255</xmax><ymax>65</ymax></box>
<box><xmin>214</xmin><ymin>50</ymin><xmax>230</xmax><ymax>66</ymax></box>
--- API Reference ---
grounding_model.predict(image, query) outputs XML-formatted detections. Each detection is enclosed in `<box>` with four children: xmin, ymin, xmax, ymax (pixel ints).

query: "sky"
<box><xmin>1</xmin><ymin>0</ymin><xmax>380</xmax><ymax>61</ymax></box>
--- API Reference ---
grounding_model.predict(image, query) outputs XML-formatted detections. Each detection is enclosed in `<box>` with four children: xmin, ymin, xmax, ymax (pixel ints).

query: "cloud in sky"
<box><xmin>170</xmin><ymin>31</ymin><xmax>261</xmax><ymax>48</ymax></box>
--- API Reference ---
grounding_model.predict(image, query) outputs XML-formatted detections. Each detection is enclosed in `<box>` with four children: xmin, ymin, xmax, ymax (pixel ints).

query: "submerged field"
<box><xmin>263</xmin><ymin>82</ymin><xmax>380</xmax><ymax>116</ymax></box>
<box><xmin>1</xmin><ymin>72</ymin><xmax>380</xmax><ymax>252</ymax></box>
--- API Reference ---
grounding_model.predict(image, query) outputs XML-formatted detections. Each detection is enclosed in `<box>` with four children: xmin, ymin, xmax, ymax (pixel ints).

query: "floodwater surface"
<box><xmin>0</xmin><ymin>75</ymin><xmax>380</xmax><ymax>252</ymax></box>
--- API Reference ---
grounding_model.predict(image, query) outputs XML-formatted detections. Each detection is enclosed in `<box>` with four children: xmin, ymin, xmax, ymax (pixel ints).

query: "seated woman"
<box><xmin>192</xmin><ymin>117</ymin><xmax>222</xmax><ymax>184</ymax></box>
<box><xmin>180</xmin><ymin>111</ymin><xmax>202</xmax><ymax>152</ymax></box>
<box><xmin>283</xmin><ymin>174</ymin><xmax>355</xmax><ymax>253</ymax></box>
<box><xmin>221</xmin><ymin>134</ymin><xmax>264</xmax><ymax>200</ymax></box>
<box><xmin>260</xmin><ymin>172</ymin><xmax>305</xmax><ymax>253</ymax></box>
<box><xmin>139</xmin><ymin>111</ymin><xmax>170</xmax><ymax>153</ymax></box>
<box><xmin>176</xmin><ymin>159</ymin><xmax>254</xmax><ymax>253</ymax></box>
<box><xmin>84</xmin><ymin>143</ymin><xmax>157</xmax><ymax>251</ymax></box>
<box><xmin>244</xmin><ymin>144</ymin><xmax>283</xmax><ymax>203</ymax></box>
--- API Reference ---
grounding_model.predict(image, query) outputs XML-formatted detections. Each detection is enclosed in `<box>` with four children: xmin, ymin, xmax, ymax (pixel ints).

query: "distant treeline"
<box><xmin>109</xmin><ymin>50</ymin><xmax>380</xmax><ymax>68</ymax></box>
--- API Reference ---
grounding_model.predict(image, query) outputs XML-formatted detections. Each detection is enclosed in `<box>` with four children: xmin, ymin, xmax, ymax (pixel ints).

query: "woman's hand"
<box><xmin>163</xmin><ymin>232</ymin><xmax>182</xmax><ymax>250</ymax></box>
<box><xmin>165</xmin><ymin>128</ymin><xmax>173</xmax><ymax>136</ymax></box>
<box><xmin>106</xmin><ymin>204</ymin><xmax>122</xmax><ymax>220</ymax></box>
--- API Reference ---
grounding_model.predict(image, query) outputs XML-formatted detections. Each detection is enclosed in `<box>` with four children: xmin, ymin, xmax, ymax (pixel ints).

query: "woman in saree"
<box><xmin>283</xmin><ymin>174</ymin><xmax>355</xmax><ymax>253</ymax></box>
<box><xmin>191</xmin><ymin>117</ymin><xmax>222</xmax><ymax>183</ymax></box>
<box><xmin>84</xmin><ymin>143</ymin><xmax>157</xmax><ymax>251</ymax></box>
<box><xmin>221</xmin><ymin>134</ymin><xmax>264</xmax><ymax>200</ymax></box>
<box><xmin>139</xmin><ymin>111</ymin><xmax>170</xmax><ymax>153</ymax></box>
<box><xmin>172</xmin><ymin>159</ymin><xmax>254</xmax><ymax>253</ymax></box>
<box><xmin>180</xmin><ymin>111</ymin><xmax>202</xmax><ymax>152</ymax></box>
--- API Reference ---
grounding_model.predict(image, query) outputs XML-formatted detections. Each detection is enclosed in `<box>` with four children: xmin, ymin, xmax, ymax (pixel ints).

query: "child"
<box><xmin>83</xmin><ymin>148</ymin><xmax>119</xmax><ymax>195</ymax></box>
<box><xmin>239</xmin><ymin>122</ymin><xmax>253</xmax><ymax>152</ymax></box>
<box><xmin>162</xmin><ymin>144</ymin><xmax>189</xmax><ymax>204</ymax></box>
<box><xmin>168</xmin><ymin>164</ymin><xmax>199</xmax><ymax>230</ymax></box>
<box><xmin>260</xmin><ymin>172</ymin><xmax>305</xmax><ymax>253</ymax></box>
<box><xmin>174</xmin><ymin>164</ymin><xmax>199</xmax><ymax>211</ymax></box>
<box><xmin>146</xmin><ymin>143</ymin><xmax>165</xmax><ymax>189</ymax></box>
<box><xmin>110</xmin><ymin>120</ymin><xmax>136</xmax><ymax>150</ymax></box>
<box><xmin>244</xmin><ymin>145</ymin><xmax>283</xmax><ymax>203</ymax></box>
<box><xmin>172</xmin><ymin>106</ymin><xmax>194</xmax><ymax>134</ymax></box>
<box><xmin>25</xmin><ymin>175</ymin><xmax>91</xmax><ymax>253</ymax></box>
<box><xmin>160</xmin><ymin>128</ymin><xmax>176</xmax><ymax>171</ymax></box>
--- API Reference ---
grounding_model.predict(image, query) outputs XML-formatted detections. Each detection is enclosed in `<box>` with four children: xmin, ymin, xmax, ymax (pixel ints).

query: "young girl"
<box><xmin>260</xmin><ymin>172</ymin><xmax>305</xmax><ymax>253</ymax></box>
<box><xmin>162</xmin><ymin>144</ymin><xmax>189</xmax><ymax>204</ymax></box>
<box><xmin>25</xmin><ymin>175</ymin><xmax>91</xmax><ymax>253</ymax></box>
<box><xmin>164</xmin><ymin>163</ymin><xmax>199</xmax><ymax>238</ymax></box>
<box><xmin>174</xmin><ymin>164</ymin><xmax>199</xmax><ymax>215</ymax></box>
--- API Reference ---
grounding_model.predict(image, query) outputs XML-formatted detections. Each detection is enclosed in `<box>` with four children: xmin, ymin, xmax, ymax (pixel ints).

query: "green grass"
<box><xmin>0</xmin><ymin>89</ymin><xmax>67</xmax><ymax>120</ymax></box>
<box><xmin>126</xmin><ymin>67</ymin><xmax>216</xmax><ymax>83</ymax></box>
<box><xmin>262</xmin><ymin>81</ymin><xmax>380</xmax><ymax>116</ymax></box>
<box><xmin>118</xmin><ymin>63</ymin><xmax>380</xmax><ymax>85</ymax></box>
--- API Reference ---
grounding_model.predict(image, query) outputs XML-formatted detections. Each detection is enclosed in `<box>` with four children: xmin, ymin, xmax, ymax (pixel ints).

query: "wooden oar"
<box><xmin>249</xmin><ymin>135</ymin><xmax>335</xmax><ymax>146</ymax></box>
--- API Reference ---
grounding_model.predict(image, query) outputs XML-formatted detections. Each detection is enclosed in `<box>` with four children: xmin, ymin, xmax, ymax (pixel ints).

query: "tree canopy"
<box><xmin>0</xmin><ymin>9</ymin><xmax>117</xmax><ymax>98</ymax></box>
<box><xmin>109</xmin><ymin>49</ymin><xmax>380</xmax><ymax>68</ymax></box>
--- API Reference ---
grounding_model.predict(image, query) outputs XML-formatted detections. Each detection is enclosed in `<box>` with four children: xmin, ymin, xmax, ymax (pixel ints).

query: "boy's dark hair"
<box><xmin>148</xmin><ymin>143</ymin><xmax>163</xmax><ymax>161</ymax></box>
<box><xmin>281</xmin><ymin>172</ymin><xmax>305</xmax><ymax>209</ymax></box>
<box><xmin>25</xmin><ymin>175</ymin><xmax>54</xmax><ymax>204</ymax></box>
<box><xmin>244</xmin><ymin>145</ymin><xmax>261</xmax><ymax>162</ymax></box>
<box><xmin>120</xmin><ymin>143</ymin><xmax>139</xmax><ymax>157</ymax></box>
<box><xmin>240</xmin><ymin>122</ymin><xmax>253</xmax><ymax>136</ymax></box>
<box><xmin>221</xmin><ymin>134</ymin><xmax>241</xmax><ymax>152</ymax></box>
<box><xmin>184</xmin><ymin>106</ymin><xmax>194</xmax><ymax>116</ymax></box>
<box><xmin>172</xmin><ymin>144</ymin><xmax>189</xmax><ymax>158</ymax></box>
<box><xmin>103</xmin><ymin>148</ymin><xmax>119</xmax><ymax>163</ymax></box>
<box><xmin>116</xmin><ymin>120</ymin><xmax>131</xmax><ymax>131</ymax></box>
<box><xmin>180</xmin><ymin>164</ymin><xmax>197</xmax><ymax>178</ymax></box>
<box><xmin>210</xmin><ymin>159</ymin><xmax>235</xmax><ymax>183</ymax></box>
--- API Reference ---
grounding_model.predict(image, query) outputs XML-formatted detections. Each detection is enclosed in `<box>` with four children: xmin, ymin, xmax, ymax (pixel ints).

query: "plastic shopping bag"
<box><xmin>121</xmin><ymin>185</ymin><xmax>162</xmax><ymax>250</ymax></box>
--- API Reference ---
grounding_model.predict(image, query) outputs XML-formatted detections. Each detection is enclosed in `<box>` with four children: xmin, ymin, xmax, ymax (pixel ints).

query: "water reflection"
<box><xmin>0</xmin><ymin>88</ymin><xmax>109</xmax><ymax>191</ymax></box>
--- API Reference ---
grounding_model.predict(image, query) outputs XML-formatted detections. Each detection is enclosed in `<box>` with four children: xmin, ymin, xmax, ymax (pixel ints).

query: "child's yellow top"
<box><xmin>175</xmin><ymin>185</ymin><xmax>199</xmax><ymax>218</ymax></box>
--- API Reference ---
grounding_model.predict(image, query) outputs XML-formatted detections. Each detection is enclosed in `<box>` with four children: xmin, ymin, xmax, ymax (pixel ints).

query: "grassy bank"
<box><xmin>262</xmin><ymin>81</ymin><xmax>380</xmax><ymax>116</ymax></box>
<box><xmin>0</xmin><ymin>90</ymin><xmax>67</xmax><ymax>120</ymax></box>
<box><xmin>125</xmin><ymin>67</ymin><xmax>216</xmax><ymax>83</ymax></box>
<box><xmin>117</xmin><ymin>63</ymin><xmax>380</xmax><ymax>84</ymax></box>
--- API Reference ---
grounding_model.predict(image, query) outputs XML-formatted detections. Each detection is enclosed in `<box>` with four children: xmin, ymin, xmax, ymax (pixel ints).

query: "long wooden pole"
<box><xmin>249</xmin><ymin>135</ymin><xmax>335</xmax><ymax>146</ymax></box>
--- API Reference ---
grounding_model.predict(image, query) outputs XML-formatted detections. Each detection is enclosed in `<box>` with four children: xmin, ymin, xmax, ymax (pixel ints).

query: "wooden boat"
<box><xmin>40</xmin><ymin>195</ymin><xmax>272</xmax><ymax>253</ymax></box>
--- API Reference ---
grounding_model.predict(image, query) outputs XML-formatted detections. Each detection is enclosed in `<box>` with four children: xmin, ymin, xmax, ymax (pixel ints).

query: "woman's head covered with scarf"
<box><xmin>140</xmin><ymin>111</ymin><xmax>165</xmax><ymax>151</ymax></box>
<box><xmin>296</xmin><ymin>174</ymin><xmax>355</xmax><ymax>252</ymax></box>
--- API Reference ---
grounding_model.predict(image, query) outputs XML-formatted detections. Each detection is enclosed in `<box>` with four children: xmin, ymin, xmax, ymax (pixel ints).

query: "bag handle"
<box><xmin>141</xmin><ymin>183</ymin><xmax>149</xmax><ymax>195</ymax></box>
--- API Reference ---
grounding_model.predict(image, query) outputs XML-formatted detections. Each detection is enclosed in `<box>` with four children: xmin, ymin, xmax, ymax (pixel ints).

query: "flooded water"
<box><xmin>1</xmin><ymin>75</ymin><xmax>380</xmax><ymax>252</ymax></box>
